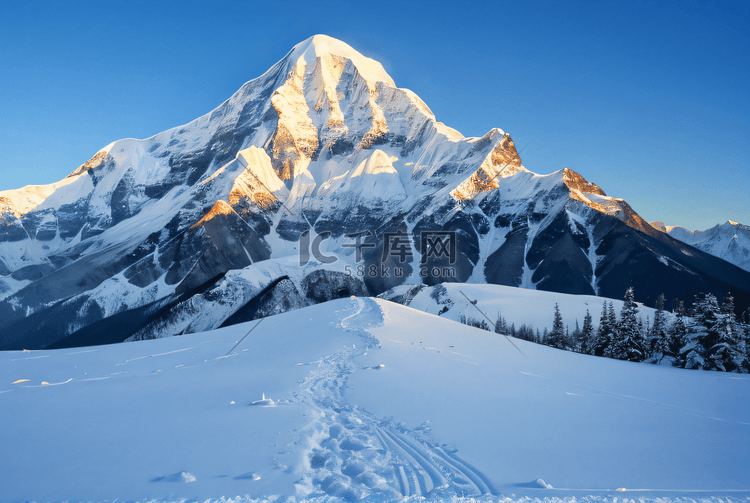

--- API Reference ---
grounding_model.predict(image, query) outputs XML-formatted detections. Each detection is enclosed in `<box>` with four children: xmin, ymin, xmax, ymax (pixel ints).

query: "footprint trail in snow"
<box><xmin>294</xmin><ymin>297</ymin><xmax>497</xmax><ymax>499</ymax></box>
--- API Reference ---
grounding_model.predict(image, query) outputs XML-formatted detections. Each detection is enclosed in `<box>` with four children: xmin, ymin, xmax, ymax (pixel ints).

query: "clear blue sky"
<box><xmin>1</xmin><ymin>0</ymin><xmax>748</xmax><ymax>230</ymax></box>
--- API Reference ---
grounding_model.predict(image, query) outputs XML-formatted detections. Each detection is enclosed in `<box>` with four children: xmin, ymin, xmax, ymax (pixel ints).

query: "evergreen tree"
<box><xmin>608</xmin><ymin>301</ymin><xmax>618</xmax><ymax>330</ymax></box>
<box><xmin>610</xmin><ymin>287</ymin><xmax>646</xmax><ymax>362</ymax></box>
<box><xmin>571</xmin><ymin>318</ymin><xmax>583</xmax><ymax>353</ymax></box>
<box><xmin>703</xmin><ymin>294</ymin><xmax>747</xmax><ymax>372</ymax></box>
<box><xmin>650</xmin><ymin>294</ymin><xmax>669</xmax><ymax>362</ymax></box>
<box><xmin>669</xmin><ymin>301</ymin><xmax>689</xmax><ymax>368</ymax></box>
<box><xmin>742</xmin><ymin>310</ymin><xmax>750</xmax><ymax>365</ymax></box>
<box><xmin>593</xmin><ymin>302</ymin><xmax>612</xmax><ymax>356</ymax></box>
<box><xmin>683</xmin><ymin>293</ymin><xmax>724</xmax><ymax>370</ymax></box>
<box><xmin>546</xmin><ymin>303</ymin><xmax>566</xmax><ymax>349</ymax></box>
<box><xmin>638</xmin><ymin>317</ymin><xmax>646</xmax><ymax>356</ymax></box>
<box><xmin>494</xmin><ymin>312</ymin><xmax>508</xmax><ymax>334</ymax></box>
<box><xmin>579</xmin><ymin>309</ymin><xmax>594</xmax><ymax>355</ymax></box>
<box><xmin>604</xmin><ymin>301</ymin><xmax>620</xmax><ymax>359</ymax></box>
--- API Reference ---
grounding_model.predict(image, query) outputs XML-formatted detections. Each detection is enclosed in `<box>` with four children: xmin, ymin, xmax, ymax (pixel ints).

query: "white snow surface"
<box><xmin>387</xmin><ymin>282</ymin><xmax>662</xmax><ymax>331</ymax></box>
<box><xmin>1</xmin><ymin>297</ymin><xmax>748</xmax><ymax>502</ymax></box>
<box><xmin>289</xmin><ymin>35</ymin><xmax>396</xmax><ymax>87</ymax></box>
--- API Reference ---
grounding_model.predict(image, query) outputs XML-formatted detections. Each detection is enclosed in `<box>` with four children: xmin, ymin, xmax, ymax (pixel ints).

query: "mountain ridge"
<box><xmin>1</xmin><ymin>35</ymin><xmax>748</xmax><ymax>349</ymax></box>
<box><xmin>650</xmin><ymin>219</ymin><xmax>750</xmax><ymax>272</ymax></box>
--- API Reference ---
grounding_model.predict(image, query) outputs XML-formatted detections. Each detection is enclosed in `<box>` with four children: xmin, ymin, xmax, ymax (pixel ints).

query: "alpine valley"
<box><xmin>1</xmin><ymin>35</ymin><xmax>749</xmax><ymax>350</ymax></box>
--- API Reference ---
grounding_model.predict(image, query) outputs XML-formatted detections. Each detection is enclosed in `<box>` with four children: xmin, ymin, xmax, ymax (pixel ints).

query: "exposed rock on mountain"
<box><xmin>1</xmin><ymin>35</ymin><xmax>748</xmax><ymax>349</ymax></box>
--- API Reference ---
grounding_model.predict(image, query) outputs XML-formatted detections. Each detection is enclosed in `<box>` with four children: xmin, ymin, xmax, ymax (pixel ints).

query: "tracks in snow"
<box><xmin>373</xmin><ymin>422</ymin><xmax>496</xmax><ymax>498</ymax></box>
<box><xmin>295</xmin><ymin>297</ymin><xmax>497</xmax><ymax>499</ymax></box>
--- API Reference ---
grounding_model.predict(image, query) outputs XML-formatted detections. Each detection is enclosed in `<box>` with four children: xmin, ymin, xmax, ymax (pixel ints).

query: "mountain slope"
<box><xmin>1</xmin><ymin>297</ymin><xmax>748</xmax><ymax>501</ymax></box>
<box><xmin>1</xmin><ymin>35</ymin><xmax>749</xmax><ymax>349</ymax></box>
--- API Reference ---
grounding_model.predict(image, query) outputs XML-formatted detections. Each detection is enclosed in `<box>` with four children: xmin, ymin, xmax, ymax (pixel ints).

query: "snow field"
<box><xmin>348</xmin><ymin>300</ymin><xmax>749</xmax><ymax>494</ymax></box>
<box><xmin>394</xmin><ymin>283</ymin><xmax>662</xmax><ymax>334</ymax></box>
<box><xmin>1</xmin><ymin>296</ymin><xmax>748</xmax><ymax>502</ymax></box>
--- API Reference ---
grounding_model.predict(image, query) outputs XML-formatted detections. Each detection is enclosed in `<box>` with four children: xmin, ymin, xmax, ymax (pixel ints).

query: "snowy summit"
<box><xmin>288</xmin><ymin>35</ymin><xmax>396</xmax><ymax>87</ymax></box>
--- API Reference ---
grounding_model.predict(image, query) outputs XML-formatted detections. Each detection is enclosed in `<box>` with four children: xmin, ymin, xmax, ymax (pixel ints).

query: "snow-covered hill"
<box><xmin>1</xmin><ymin>35</ymin><xmax>749</xmax><ymax>349</ymax></box>
<box><xmin>1</xmin><ymin>297</ymin><xmax>748</xmax><ymax>501</ymax></box>
<box><xmin>651</xmin><ymin>220</ymin><xmax>750</xmax><ymax>273</ymax></box>
<box><xmin>379</xmin><ymin>282</ymin><xmax>661</xmax><ymax>330</ymax></box>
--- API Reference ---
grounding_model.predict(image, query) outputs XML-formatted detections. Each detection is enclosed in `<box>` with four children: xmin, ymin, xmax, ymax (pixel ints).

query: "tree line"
<box><xmin>459</xmin><ymin>287</ymin><xmax>750</xmax><ymax>373</ymax></box>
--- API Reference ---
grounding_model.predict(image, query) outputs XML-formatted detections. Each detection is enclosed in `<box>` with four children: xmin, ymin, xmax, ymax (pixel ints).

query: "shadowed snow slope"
<box><xmin>1</xmin><ymin>297</ymin><xmax>748</xmax><ymax>501</ymax></box>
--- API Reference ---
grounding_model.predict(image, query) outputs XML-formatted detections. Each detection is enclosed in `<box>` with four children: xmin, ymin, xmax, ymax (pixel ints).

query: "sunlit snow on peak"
<box><xmin>289</xmin><ymin>34</ymin><xmax>395</xmax><ymax>87</ymax></box>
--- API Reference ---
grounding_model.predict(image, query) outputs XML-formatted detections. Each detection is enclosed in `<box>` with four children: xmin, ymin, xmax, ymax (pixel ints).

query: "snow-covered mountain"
<box><xmin>651</xmin><ymin>220</ymin><xmax>750</xmax><ymax>273</ymax></box>
<box><xmin>2</xmin><ymin>297</ymin><xmax>748</xmax><ymax>500</ymax></box>
<box><xmin>1</xmin><ymin>35</ymin><xmax>749</xmax><ymax>350</ymax></box>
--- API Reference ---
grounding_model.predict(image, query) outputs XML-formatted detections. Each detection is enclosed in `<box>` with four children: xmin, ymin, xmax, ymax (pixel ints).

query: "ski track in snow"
<box><xmin>293</xmin><ymin>297</ymin><xmax>500</xmax><ymax>499</ymax></box>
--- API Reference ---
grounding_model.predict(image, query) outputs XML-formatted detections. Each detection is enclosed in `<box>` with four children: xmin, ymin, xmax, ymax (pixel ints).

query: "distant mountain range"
<box><xmin>1</xmin><ymin>35</ymin><xmax>748</xmax><ymax>350</ymax></box>
<box><xmin>650</xmin><ymin>220</ymin><xmax>750</xmax><ymax>273</ymax></box>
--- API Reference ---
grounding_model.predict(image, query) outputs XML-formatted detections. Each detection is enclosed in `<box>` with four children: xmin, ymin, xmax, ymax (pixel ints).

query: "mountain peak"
<box><xmin>287</xmin><ymin>34</ymin><xmax>395</xmax><ymax>86</ymax></box>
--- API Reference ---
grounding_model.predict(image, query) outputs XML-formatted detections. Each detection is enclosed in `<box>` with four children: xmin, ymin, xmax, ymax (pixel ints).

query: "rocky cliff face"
<box><xmin>1</xmin><ymin>35</ymin><xmax>748</xmax><ymax>349</ymax></box>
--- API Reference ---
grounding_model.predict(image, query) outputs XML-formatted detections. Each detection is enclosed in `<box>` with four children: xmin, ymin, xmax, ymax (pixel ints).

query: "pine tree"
<box><xmin>494</xmin><ymin>312</ymin><xmax>507</xmax><ymax>335</ymax></box>
<box><xmin>610</xmin><ymin>287</ymin><xmax>646</xmax><ymax>362</ymax></box>
<box><xmin>593</xmin><ymin>302</ymin><xmax>612</xmax><ymax>356</ymax></box>
<box><xmin>703</xmin><ymin>294</ymin><xmax>747</xmax><ymax>372</ymax></box>
<box><xmin>742</xmin><ymin>309</ymin><xmax>750</xmax><ymax>366</ymax></box>
<box><xmin>571</xmin><ymin>318</ymin><xmax>583</xmax><ymax>353</ymax></box>
<box><xmin>650</xmin><ymin>294</ymin><xmax>669</xmax><ymax>362</ymax></box>
<box><xmin>681</xmin><ymin>292</ymin><xmax>747</xmax><ymax>371</ymax></box>
<box><xmin>608</xmin><ymin>301</ymin><xmax>617</xmax><ymax>329</ymax></box>
<box><xmin>546</xmin><ymin>303</ymin><xmax>566</xmax><ymax>349</ymax></box>
<box><xmin>638</xmin><ymin>317</ymin><xmax>646</xmax><ymax>356</ymax></box>
<box><xmin>670</xmin><ymin>300</ymin><xmax>689</xmax><ymax>368</ymax></box>
<box><xmin>580</xmin><ymin>309</ymin><xmax>594</xmax><ymax>355</ymax></box>
<box><xmin>683</xmin><ymin>293</ymin><xmax>718</xmax><ymax>370</ymax></box>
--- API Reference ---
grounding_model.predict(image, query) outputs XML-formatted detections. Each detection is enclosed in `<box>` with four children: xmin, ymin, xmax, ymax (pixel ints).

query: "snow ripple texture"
<box><xmin>93</xmin><ymin>496</ymin><xmax>750</xmax><ymax>503</ymax></box>
<box><xmin>293</xmin><ymin>297</ymin><xmax>499</xmax><ymax>500</ymax></box>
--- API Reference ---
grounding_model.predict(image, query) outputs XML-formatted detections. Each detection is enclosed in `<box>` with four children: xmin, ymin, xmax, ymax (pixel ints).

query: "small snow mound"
<box><xmin>250</xmin><ymin>393</ymin><xmax>276</xmax><ymax>407</ymax></box>
<box><xmin>151</xmin><ymin>471</ymin><xmax>196</xmax><ymax>483</ymax></box>
<box><xmin>234</xmin><ymin>472</ymin><xmax>261</xmax><ymax>481</ymax></box>
<box><xmin>536</xmin><ymin>478</ymin><xmax>553</xmax><ymax>489</ymax></box>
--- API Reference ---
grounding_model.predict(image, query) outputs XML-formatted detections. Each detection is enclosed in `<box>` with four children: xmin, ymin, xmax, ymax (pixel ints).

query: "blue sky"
<box><xmin>1</xmin><ymin>0</ymin><xmax>748</xmax><ymax>230</ymax></box>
